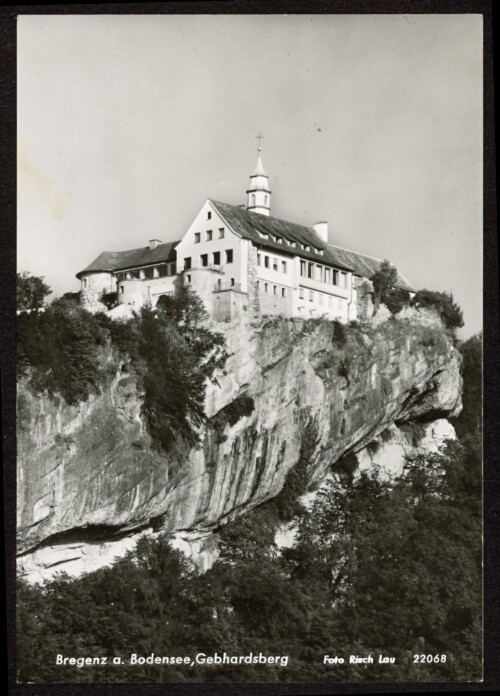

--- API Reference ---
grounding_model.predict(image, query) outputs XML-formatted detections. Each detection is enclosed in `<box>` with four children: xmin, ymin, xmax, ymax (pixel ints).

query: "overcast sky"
<box><xmin>17</xmin><ymin>13</ymin><xmax>482</xmax><ymax>337</ymax></box>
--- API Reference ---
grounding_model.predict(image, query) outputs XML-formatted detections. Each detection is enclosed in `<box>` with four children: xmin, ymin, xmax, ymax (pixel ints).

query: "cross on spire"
<box><xmin>255</xmin><ymin>132</ymin><xmax>264</xmax><ymax>152</ymax></box>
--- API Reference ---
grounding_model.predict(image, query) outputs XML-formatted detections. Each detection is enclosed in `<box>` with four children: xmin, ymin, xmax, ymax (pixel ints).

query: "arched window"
<box><xmin>250</xmin><ymin>194</ymin><xmax>255</xmax><ymax>207</ymax></box>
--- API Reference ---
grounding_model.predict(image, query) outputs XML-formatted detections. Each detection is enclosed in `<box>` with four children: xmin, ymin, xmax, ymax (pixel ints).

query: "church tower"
<box><xmin>246</xmin><ymin>134</ymin><xmax>271</xmax><ymax>216</ymax></box>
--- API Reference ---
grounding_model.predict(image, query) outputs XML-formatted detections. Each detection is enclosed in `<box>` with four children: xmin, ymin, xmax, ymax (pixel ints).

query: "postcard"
<box><xmin>9</xmin><ymin>5</ymin><xmax>492</xmax><ymax>693</ymax></box>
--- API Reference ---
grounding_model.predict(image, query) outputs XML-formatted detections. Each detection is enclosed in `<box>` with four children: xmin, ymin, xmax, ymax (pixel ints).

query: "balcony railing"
<box><xmin>213</xmin><ymin>281</ymin><xmax>243</xmax><ymax>293</ymax></box>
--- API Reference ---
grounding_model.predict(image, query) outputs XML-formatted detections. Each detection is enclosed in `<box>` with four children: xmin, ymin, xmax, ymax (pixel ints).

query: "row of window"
<box><xmin>257</xmin><ymin>253</ymin><xmax>288</xmax><ymax>273</ymax></box>
<box><xmin>194</xmin><ymin>228</ymin><xmax>225</xmax><ymax>243</ymax></box>
<box><xmin>256</xmin><ymin>280</ymin><xmax>288</xmax><ymax>298</ymax></box>
<box><xmin>300</xmin><ymin>260</ymin><xmax>347</xmax><ymax>288</ymax></box>
<box><xmin>298</xmin><ymin>287</ymin><xmax>344</xmax><ymax>309</ymax></box>
<box><xmin>114</xmin><ymin>263</ymin><xmax>176</xmax><ymax>282</ymax></box>
<box><xmin>256</xmin><ymin>231</ymin><xmax>323</xmax><ymax>255</ymax></box>
<box><xmin>184</xmin><ymin>249</ymin><xmax>233</xmax><ymax>270</ymax></box>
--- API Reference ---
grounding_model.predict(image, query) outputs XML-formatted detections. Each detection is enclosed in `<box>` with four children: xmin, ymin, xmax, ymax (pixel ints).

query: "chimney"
<box><xmin>149</xmin><ymin>239</ymin><xmax>161</xmax><ymax>250</ymax></box>
<box><xmin>313</xmin><ymin>221</ymin><xmax>328</xmax><ymax>243</ymax></box>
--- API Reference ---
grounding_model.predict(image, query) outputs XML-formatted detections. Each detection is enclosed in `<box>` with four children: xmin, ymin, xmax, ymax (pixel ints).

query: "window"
<box><xmin>218</xmin><ymin>228</ymin><xmax>225</xmax><ymax>239</ymax></box>
<box><xmin>273</xmin><ymin>259</ymin><xmax>278</xmax><ymax>272</ymax></box>
<box><xmin>83</xmin><ymin>278</ymin><xmax>88</xmax><ymax>289</ymax></box>
<box><xmin>201</xmin><ymin>254</ymin><xmax>208</xmax><ymax>267</ymax></box>
<box><xmin>319</xmin><ymin>293</ymin><xmax>324</xmax><ymax>305</ymax></box>
<box><xmin>299</xmin><ymin>288</ymin><xmax>305</xmax><ymax>299</ymax></box>
<box><xmin>206</xmin><ymin>230</ymin><xmax>212</xmax><ymax>241</ymax></box>
<box><xmin>308</xmin><ymin>262</ymin><xmax>314</xmax><ymax>279</ymax></box>
<box><xmin>120</xmin><ymin>285</ymin><xmax>124</xmax><ymax>293</ymax></box>
<box><xmin>309</xmin><ymin>291</ymin><xmax>314</xmax><ymax>302</ymax></box>
<box><xmin>273</xmin><ymin>285</ymin><xmax>278</xmax><ymax>295</ymax></box>
<box><xmin>264</xmin><ymin>256</ymin><xmax>270</xmax><ymax>268</ymax></box>
<box><xmin>256</xmin><ymin>280</ymin><xmax>260</xmax><ymax>289</ymax></box>
<box><xmin>225</xmin><ymin>249</ymin><xmax>233</xmax><ymax>264</ymax></box>
<box><xmin>282</xmin><ymin>260</ymin><xmax>287</xmax><ymax>273</ymax></box>
<box><xmin>339</xmin><ymin>272</ymin><xmax>346</xmax><ymax>289</ymax></box>
<box><xmin>168</xmin><ymin>263</ymin><xmax>176</xmax><ymax>276</ymax></box>
<box><xmin>257</xmin><ymin>254</ymin><xmax>262</xmax><ymax>266</ymax></box>
<box><xmin>251</xmin><ymin>194</ymin><xmax>256</xmax><ymax>206</ymax></box>
<box><xmin>316</xmin><ymin>264</ymin><xmax>322</xmax><ymax>281</ymax></box>
<box><xmin>144</xmin><ymin>267</ymin><xmax>154</xmax><ymax>280</ymax></box>
<box><xmin>332</xmin><ymin>270</ymin><xmax>338</xmax><ymax>285</ymax></box>
<box><xmin>186</xmin><ymin>274</ymin><xmax>191</xmax><ymax>284</ymax></box>
<box><xmin>281</xmin><ymin>287</ymin><xmax>287</xmax><ymax>297</ymax></box>
<box><xmin>264</xmin><ymin>283</ymin><xmax>269</xmax><ymax>293</ymax></box>
<box><xmin>264</xmin><ymin>194</ymin><xmax>269</xmax><ymax>205</ymax></box>
<box><xmin>158</xmin><ymin>265</ymin><xmax>168</xmax><ymax>278</ymax></box>
<box><xmin>328</xmin><ymin>296</ymin><xmax>334</xmax><ymax>307</ymax></box>
<box><xmin>230</xmin><ymin>278</ymin><xmax>235</xmax><ymax>287</ymax></box>
<box><xmin>324</xmin><ymin>268</ymin><xmax>331</xmax><ymax>284</ymax></box>
<box><xmin>300</xmin><ymin>260</ymin><xmax>306</xmax><ymax>277</ymax></box>
<box><xmin>213</xmin><ymin>251</ymin><xmax>221</xmax><ymax>265</ymax></box>
<box><xmin>207</xmin><ymin>211</ymin><xmax>212</xmax><ymax>220</ymax></box>
<box><xmin>194</xmin><ymin>232</ymin><xmax>200</xmax><ymax>244</ymax></box>
<box><xmin>184</xmin><ymin>257</ymin><xmax>191</xmax><ymax>270</ymax></box>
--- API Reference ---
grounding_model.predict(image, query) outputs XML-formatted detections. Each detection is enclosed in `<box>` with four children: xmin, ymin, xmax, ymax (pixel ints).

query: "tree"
<box><xmin>17</xmin><ymin>272</ymin><xmax>51</xmax><ymax>311</ymax></box>
<box><xmin>455</xmin><ymin>332</ymin><xmax>482</xmax><ymax>440</ymax></box>
<box><xmin>370</xmin><ymin>260</ymin><xmax>410</xmax><ymax>314</ymax></box>
<box><xmin>411</xmin><ymin>289</ymin><xmax>464</xmax><ymax>332</ymax></box>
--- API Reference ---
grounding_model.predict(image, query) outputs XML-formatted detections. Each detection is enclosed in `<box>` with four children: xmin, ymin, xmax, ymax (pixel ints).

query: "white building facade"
<box><xmin>77</xmin><ymin>155</ymin><xmax>412</xmax><ymax>322</ymax></box>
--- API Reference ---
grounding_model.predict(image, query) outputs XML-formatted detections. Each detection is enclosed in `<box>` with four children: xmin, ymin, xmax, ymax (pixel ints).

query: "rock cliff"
<box><xmin>17</xmin><ymin>309</ymin><xmax>462</xmax><ymax>580</ymax></box>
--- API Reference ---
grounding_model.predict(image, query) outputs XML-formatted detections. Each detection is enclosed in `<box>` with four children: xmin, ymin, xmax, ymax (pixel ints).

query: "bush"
<box><xmin>332</xmin><ymin>319</ymin><xmax>347</xmax><ymax>345</ymax></box>
<box><xmin>411</xmin><ymin>289</ymin><xmax>464</xmax><ymax>332</ymax></box>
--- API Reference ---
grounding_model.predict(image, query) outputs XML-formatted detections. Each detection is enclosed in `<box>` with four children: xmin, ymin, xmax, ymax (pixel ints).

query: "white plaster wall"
<box><xmin>176</xmin><ymin>200</ymin><xmax>245</xmax><ymax>291</ymax></box>
<box><xmin>255</xmin><ymin>248</ymin><xmax>294</xmax><ymax>289</ymax></box>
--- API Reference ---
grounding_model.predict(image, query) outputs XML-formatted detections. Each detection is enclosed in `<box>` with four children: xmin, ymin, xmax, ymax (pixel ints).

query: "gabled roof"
<box><xmin>76</xmin><ymin>241</ymin><xmax>179</xmax><ymax>279</ymax></box>
<box><xmin>210</xmin><ymin>200</ymin><xmax>354</xmax><ymax>272</ymax></box>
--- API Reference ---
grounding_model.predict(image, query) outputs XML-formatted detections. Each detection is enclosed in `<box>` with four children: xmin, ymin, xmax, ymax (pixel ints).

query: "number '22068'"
<box><xmin>413</xmin><ymin>654</ymin><xmax>447</xmax><ymax>664</ymax></box>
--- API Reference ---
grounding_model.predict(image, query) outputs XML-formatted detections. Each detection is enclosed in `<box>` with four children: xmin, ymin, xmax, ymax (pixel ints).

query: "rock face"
<box><xmin>17</xmin><ymin>312</ymin><xmax>462</xmax><ymax>580</ymax></box>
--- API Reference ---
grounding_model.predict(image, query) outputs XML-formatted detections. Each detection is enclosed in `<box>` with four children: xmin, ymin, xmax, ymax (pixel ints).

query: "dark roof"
<box><xmin>210</xmin><ymin>200</ymin><xmax>354</xmax><ymax>272</ymax></box>
<box><xmin>76</xmin><ymin>241</ymin><xmax>179</xmax><ymax>278</ymax></box>
<box><xmin>211</xmin><ymin>200</ymin><xmax>413</xmax><ymax>291</ymax></box>
<box><xmin>326</xmin><ymin>245</ymin><xmax>414</xmax><ymax>292</ymax></box>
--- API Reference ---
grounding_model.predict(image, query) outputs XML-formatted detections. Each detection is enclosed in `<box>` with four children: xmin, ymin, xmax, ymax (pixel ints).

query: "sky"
<box><xmin>17</xmin><ymin>13</ymin><xmax>483</xmax><ymax>337</ymax></box>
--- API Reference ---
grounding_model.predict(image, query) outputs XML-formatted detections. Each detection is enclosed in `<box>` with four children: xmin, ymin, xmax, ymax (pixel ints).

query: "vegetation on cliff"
<box><xmin>370</xmin><ymin>260</ymin><xmax>464</xmax><ymax>334</ymax></box>
<box><xmin>16</xmin><ymin>332</ymin><xmax>482</xmax><ymax>684</ymax></box>
<box><xmin>17</xmin><ymin>287</ymin><xmax>227</xmax><ymax>447</ymax></box>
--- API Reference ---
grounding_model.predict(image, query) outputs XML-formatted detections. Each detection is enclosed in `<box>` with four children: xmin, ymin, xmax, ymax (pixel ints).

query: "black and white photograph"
<box><xmin>11</xmin><ymin>7</ymin><xmax>488</xmax><ymax>688</ymax></box>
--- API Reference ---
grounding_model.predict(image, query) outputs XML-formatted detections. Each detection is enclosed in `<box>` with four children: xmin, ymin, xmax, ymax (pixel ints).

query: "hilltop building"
<box><xmin>77</xmin><ymin>152</ymin><xmax>412</xmax><ymax>322</ymax></box>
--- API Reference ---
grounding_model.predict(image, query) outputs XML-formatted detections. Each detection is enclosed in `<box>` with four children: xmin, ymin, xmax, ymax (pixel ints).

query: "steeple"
<box><xmin>246</xmin><ymin>133</ymin><xmax>271</xmax><ymax>216</ymax></box>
